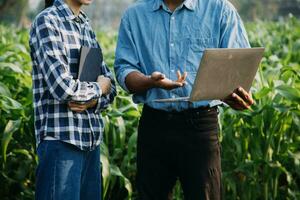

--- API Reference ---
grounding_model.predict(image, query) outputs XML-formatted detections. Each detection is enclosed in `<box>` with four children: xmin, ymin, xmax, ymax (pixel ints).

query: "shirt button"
<box><xmin>172</xmin><ymin>95</ymin><xmax>175</xmax><ymax>98</ymax></box>
<box><xmin>171</xmin><ymin>16</ymin><xmax>175</xmax><ymax>20</ymax></box>
<box><xmin>171</xmin><ymin>69</ymin><xmax>175</xmax><ymax>73</ymax></box>
<box><xmin>74</xmin><ymin>17</ymin><xmax>80</xmax><ymax>23</ymax></box>
<box><xmin>170</xmin><ymin>43</ymin><xmax>174</xmax><ymax>47</ymax></box>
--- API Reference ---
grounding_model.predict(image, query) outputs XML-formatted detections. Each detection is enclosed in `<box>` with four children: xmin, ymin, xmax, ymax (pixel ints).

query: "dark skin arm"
<box><xmin>125</xmin><ymin>70</ymin><xmax>187</xmax><ymax>94</ymax></box>
<box><xmin>127</xmin><ymin>71</ymin><xmax>253</xmax><ymax>110</ymax></box>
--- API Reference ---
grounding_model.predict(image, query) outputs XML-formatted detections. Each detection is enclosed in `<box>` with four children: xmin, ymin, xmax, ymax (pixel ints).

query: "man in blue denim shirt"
<box><xmin>115</xmin><ymin>0</ymin><xmax>254</xmax><ymax>199</ymax></box>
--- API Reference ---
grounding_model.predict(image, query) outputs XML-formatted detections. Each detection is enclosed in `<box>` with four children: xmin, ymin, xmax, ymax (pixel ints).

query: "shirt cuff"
<box><xmin>92</xmin><ymin>82</ymin><xmax>103</xmax><ymax>98</ymax></box>
<box><xmin>118</xmin><ymin>68</ymin><xmax>140</xmax><ymax>93</ymax></box>
<box><xmin>209</xmin><ymin>100</ymin><xmax>225</xmax><ymax>107</ymax></box>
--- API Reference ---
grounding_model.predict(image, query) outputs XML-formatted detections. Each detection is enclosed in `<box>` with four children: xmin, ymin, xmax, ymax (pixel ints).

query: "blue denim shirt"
<box><xmin>114</xmin><ymin>0</ymin><xmax>250</xmax><ymax>111</ymax></box>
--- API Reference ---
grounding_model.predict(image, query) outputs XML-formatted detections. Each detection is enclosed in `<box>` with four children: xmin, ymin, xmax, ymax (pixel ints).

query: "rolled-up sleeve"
<box><xmin>94</xmin><ymin>61</ymin><xmax>117</xmax><ymax>114</ymax></box>
<box><xmin>114</xmin><ymin>14</ymin><xmax>141</xmax><ymax>93</ymax></box>
<box><xmin>219</xmin><ymin>3</ymin><xmax>251</xmax><ymax>48</ymax></box>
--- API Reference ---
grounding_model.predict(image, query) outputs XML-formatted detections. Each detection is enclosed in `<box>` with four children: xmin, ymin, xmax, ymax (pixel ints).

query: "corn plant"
<box><xmin>220</xmin><ymin>16</ymin><xmax>300</xmax><ymax>199</ymax></box>
<box><xmin>0</xmin><ymin>26</ymin><xmax>35</xmax><ymax>200</ymax></box>
<box><xmin>0</xmin><ymin>16</ymin><xmax>300</xmax><ymax>200</ymax></box>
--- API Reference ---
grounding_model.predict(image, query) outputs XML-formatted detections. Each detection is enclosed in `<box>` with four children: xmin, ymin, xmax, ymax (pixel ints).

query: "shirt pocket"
<box><xmin>190</xmin><ymin>38</ymin><xmax>214</xmax><ymax>51</ymax></box>
<box><xmin>186</xmin><ymin>37</ymin><xmax>215</xmax><ymax>72</ymax></box>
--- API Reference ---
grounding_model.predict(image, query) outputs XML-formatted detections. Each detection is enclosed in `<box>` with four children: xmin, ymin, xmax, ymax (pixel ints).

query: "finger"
<box><xmin>68</xmin><ymin>102</ymin><xmax>78</xmax><ymax>106</ymax></box>
<box><xmin>68</xmin><ymin>101</ymin><xmax>87</xmax><ymax>106</ymax></box>
<box><xmin>236</xmin><ymin>87</ymin><xmax>254</xmax><ymax>105</ymax></box>
<box><xmin>224</xmin><ymin>99</ymin><xmax>246</xmax><ymax>110</ymax></box>
<box><xmin>171</xmin><ymin>81</ymin><xmax>183</xmax><ymax>88</ymax></box>
<box><xmin>69</xmin><ymin>107</ymin><xmax>85</xmax><ymax>112</ymax></box>
<box><xmin>222</xmin><ymin>93</ymin><xmax>235</xmax><ymax>102</ymax></box>
<box><xmin>176</xmin><ymin>70</ymin><xmax>182</xmax><ymax>81</ymax></box>
<box><xmin>181</xmin><ymin>71</ymin><xmax>188</xmax><ymax>83</ymax></box>
<box><xmin>248</xmin><ymin>92</ymin><xmax>255</xmax><ymax>105</ymax></box>
<box><xmin>68</xmin><ymin>103</ymin><xmax>82</xmax><ymax>108</ymax></box>
<box><xmin>232</xmin><ymin>93</ymin><xmax>250</xmax><ymax>109</ymax></box>
<box><xmin>164</xmin><ymin>81</ymin><xmax>184</xmax><ymax>90</ymax></box>
<box><xmin>69</xmin><ymin>104</ymin><xmax>87</xmax><ymax>110</ymax></box>
<box><xmin>69</xmin><ymin>107</ymin><xmax>86</xmax><ymax>112</ymax></box>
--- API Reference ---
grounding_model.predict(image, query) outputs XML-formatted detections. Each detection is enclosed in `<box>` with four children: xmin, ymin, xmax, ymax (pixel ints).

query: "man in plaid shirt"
<box><xmin>29</xmin><ymin>0</ymin><xmax>116</xmax><ymax>199</ymax></box>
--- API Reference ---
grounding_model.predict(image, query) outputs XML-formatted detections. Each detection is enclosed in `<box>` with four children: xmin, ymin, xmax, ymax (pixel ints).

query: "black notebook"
<box><xmin>78</xmin><ymin>46</ymin><xmax>103</xmax><ymax>82</ymax></box>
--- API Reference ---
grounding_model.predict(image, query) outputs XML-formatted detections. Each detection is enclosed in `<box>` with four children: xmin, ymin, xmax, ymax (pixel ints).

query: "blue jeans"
<box><xmin>35</xmin><ymin>140</ymin><xmax>101</xmax><ymax>200</ymax></box>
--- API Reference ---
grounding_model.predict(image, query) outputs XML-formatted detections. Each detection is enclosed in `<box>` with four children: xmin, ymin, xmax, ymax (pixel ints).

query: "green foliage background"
<box><xmin>0</xmin><ymin>17</ymin><xmax>299</xmax><ymax>199</ymax></box>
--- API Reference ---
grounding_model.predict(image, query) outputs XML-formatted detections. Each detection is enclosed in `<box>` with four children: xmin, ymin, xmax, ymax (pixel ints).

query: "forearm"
<box><xmin>125</xmin><ymin>71</ymin><xmax>156</xmax><ymax>94</ymax></box>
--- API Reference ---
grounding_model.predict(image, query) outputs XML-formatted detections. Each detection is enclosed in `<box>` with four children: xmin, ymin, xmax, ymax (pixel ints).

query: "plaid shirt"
<box><xmin>29</xmin><ymin>0</ymin><xmax>116</xmax><ymax>151</ymax></box>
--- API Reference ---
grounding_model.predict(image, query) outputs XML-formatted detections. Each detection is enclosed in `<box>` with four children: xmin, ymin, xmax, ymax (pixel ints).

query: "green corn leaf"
<box><xmin>0</xmin><ymin>82</ymin><xmax>11</xmax><ymax>97</ymax></box>
<box><xmin>0</xmin><ymin>62</ymin><xmax>23</xmax><ymax>73</ymax></box>
<box><xmin>254</xmin><ymin>87</ymin><xmax>272</xmax><ymax>99</ymax></box>
<box><xmin>115</xmin><ymin>117</ymin><xmax>126</xmax><ymax>147</ymax></box>
<box><xmin>1</xmin><ymin>120</ymin><xmax>22</xmax><ymax>163</ymax></box>
<box><xmin>126</xmin><ymin>110</ymin><xmax>141</xmax><ymax>118</ymax></box>
<box><xmin>109</xmin><ymin>109</ymin><xmax>123</xmax><ymax>117</ymax></box>
<box><xmin>11</xmin><ymin>44</ymin><xmax>27</xmax><ymax>54</ymax></box>
<box><xmin>110</xmin><ymin>164</ymin><xmax>132</xmax><ymax>198</ymax></box>
<box><xmin>0</xmin><ymin>95</ymin><xmax>23</xmax><ymax>112</ymax></box>
<box><xmin>127</xmin><ymin>132</ymin><xmax>137</xmax><ymax>159</ymax></box>
<box><xmin>100</xmin><ymin>152</ymin><xmax>111</xmax><ymax>198</ymax></box>
<box><xmin>12</xmin><ymin>149</ymin><xmax>32</xmax><ymax>160</ymax></box>
<box><xmin>275</xmin><ymin>85</ymin><xmax>300</xmax><ymax>102</ymax></box>
<box><xmin>103</xmin><ymin>115</ymin><xmax>110</xmax><ymax>135</ymax></box>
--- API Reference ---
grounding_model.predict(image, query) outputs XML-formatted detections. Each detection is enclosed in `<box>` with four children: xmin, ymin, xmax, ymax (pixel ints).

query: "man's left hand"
<box><xmin>223</xmin><ymin>87</ymin><xmax>254</xmax><ymax>111</ymax></box>
<box><xmin>68</xmin><ymin>99</ymin><xmax>98</xmax><ymax>113</ymax></box>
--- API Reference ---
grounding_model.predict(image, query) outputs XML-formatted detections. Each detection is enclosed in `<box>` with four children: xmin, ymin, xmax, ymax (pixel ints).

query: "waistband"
<box><xmin>142</xmin><ymin>105</ymin><xmax>218</xmax><ymax>119</ymax></box>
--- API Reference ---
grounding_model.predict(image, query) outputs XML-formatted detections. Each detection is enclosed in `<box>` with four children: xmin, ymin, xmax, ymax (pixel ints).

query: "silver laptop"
<box><xmin>154</xmin><ymin>48</ymin><xmax>265</xmax><ymax>103</ymax></box>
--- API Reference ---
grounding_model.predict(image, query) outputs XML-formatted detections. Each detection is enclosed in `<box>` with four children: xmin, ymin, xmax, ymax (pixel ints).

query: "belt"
<box><xmin>142</xmin><ymin>105</ymin><xmax>218</xmax><ymax>120</ymax></box>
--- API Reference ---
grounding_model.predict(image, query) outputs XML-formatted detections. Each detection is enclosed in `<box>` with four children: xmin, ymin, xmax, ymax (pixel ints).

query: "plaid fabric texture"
<box><xmin>29</xmin><ymin>0</ymin><xmax>116</xmax><ymax>151</ymax></box>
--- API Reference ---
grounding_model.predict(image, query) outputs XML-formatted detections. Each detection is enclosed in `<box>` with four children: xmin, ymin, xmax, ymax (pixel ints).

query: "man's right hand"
<box><xmin>151</xmin><ymin>70</ymin><xmax>187</xmax><ymax>90</ymax></box>
<box><xmin>97</xmin><ymin>75</ymin><xmax>111</xmax><ymax>95</ymax></box>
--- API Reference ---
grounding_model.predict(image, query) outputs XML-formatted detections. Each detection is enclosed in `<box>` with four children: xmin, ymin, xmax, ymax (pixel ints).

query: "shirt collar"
<box><xmin>184</xmin><ymin>0</ymin><xmax>197</xmax><ymax>11</ymax></box>
<box><xmin>151</xmin><ymin>0</ymin><xmax>196</xmax><ymax>12</ymax></box>
<box><xmin>54</xmin><ymin>0</ymin><xmax>89</xmax><ymax>23</ymax></box>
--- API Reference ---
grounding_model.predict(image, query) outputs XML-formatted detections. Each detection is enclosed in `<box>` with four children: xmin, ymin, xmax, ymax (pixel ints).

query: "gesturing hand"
<box><xmin>68</xmin><ymin>99</ymin><xmax>98</xmax><ymax>113</ymax></box>
<box><xmin>223</xmin><ymin>87</ymin><xmax>254</xmax><ymax>111</ymax></box>
<box><xmin>151</xmin><ymin>70</ymin><xmax>187</xmax><ymax>90</ymax></box>
<box><xmin>97</xmin><ymin>75</ymin><xmax>111</xmax><ymax>95</ymax></box>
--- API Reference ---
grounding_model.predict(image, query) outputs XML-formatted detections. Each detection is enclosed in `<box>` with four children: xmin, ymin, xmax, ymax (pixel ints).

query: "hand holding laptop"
<box><xmin>154</xmin><ymin>48</ymin><xmax>264</xmax><ymax>110</ymax></box>
<box><xmin>223</xmin><ymin>86</ymin><xmax>254</xmax><ymax>110</ymax></box>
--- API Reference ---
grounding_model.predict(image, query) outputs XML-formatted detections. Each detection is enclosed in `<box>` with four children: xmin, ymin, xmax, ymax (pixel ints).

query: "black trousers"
<box><xmin>137</xmin><ymin>105</ymin><xmax>221</xmax><ymax>200</ymax></box>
